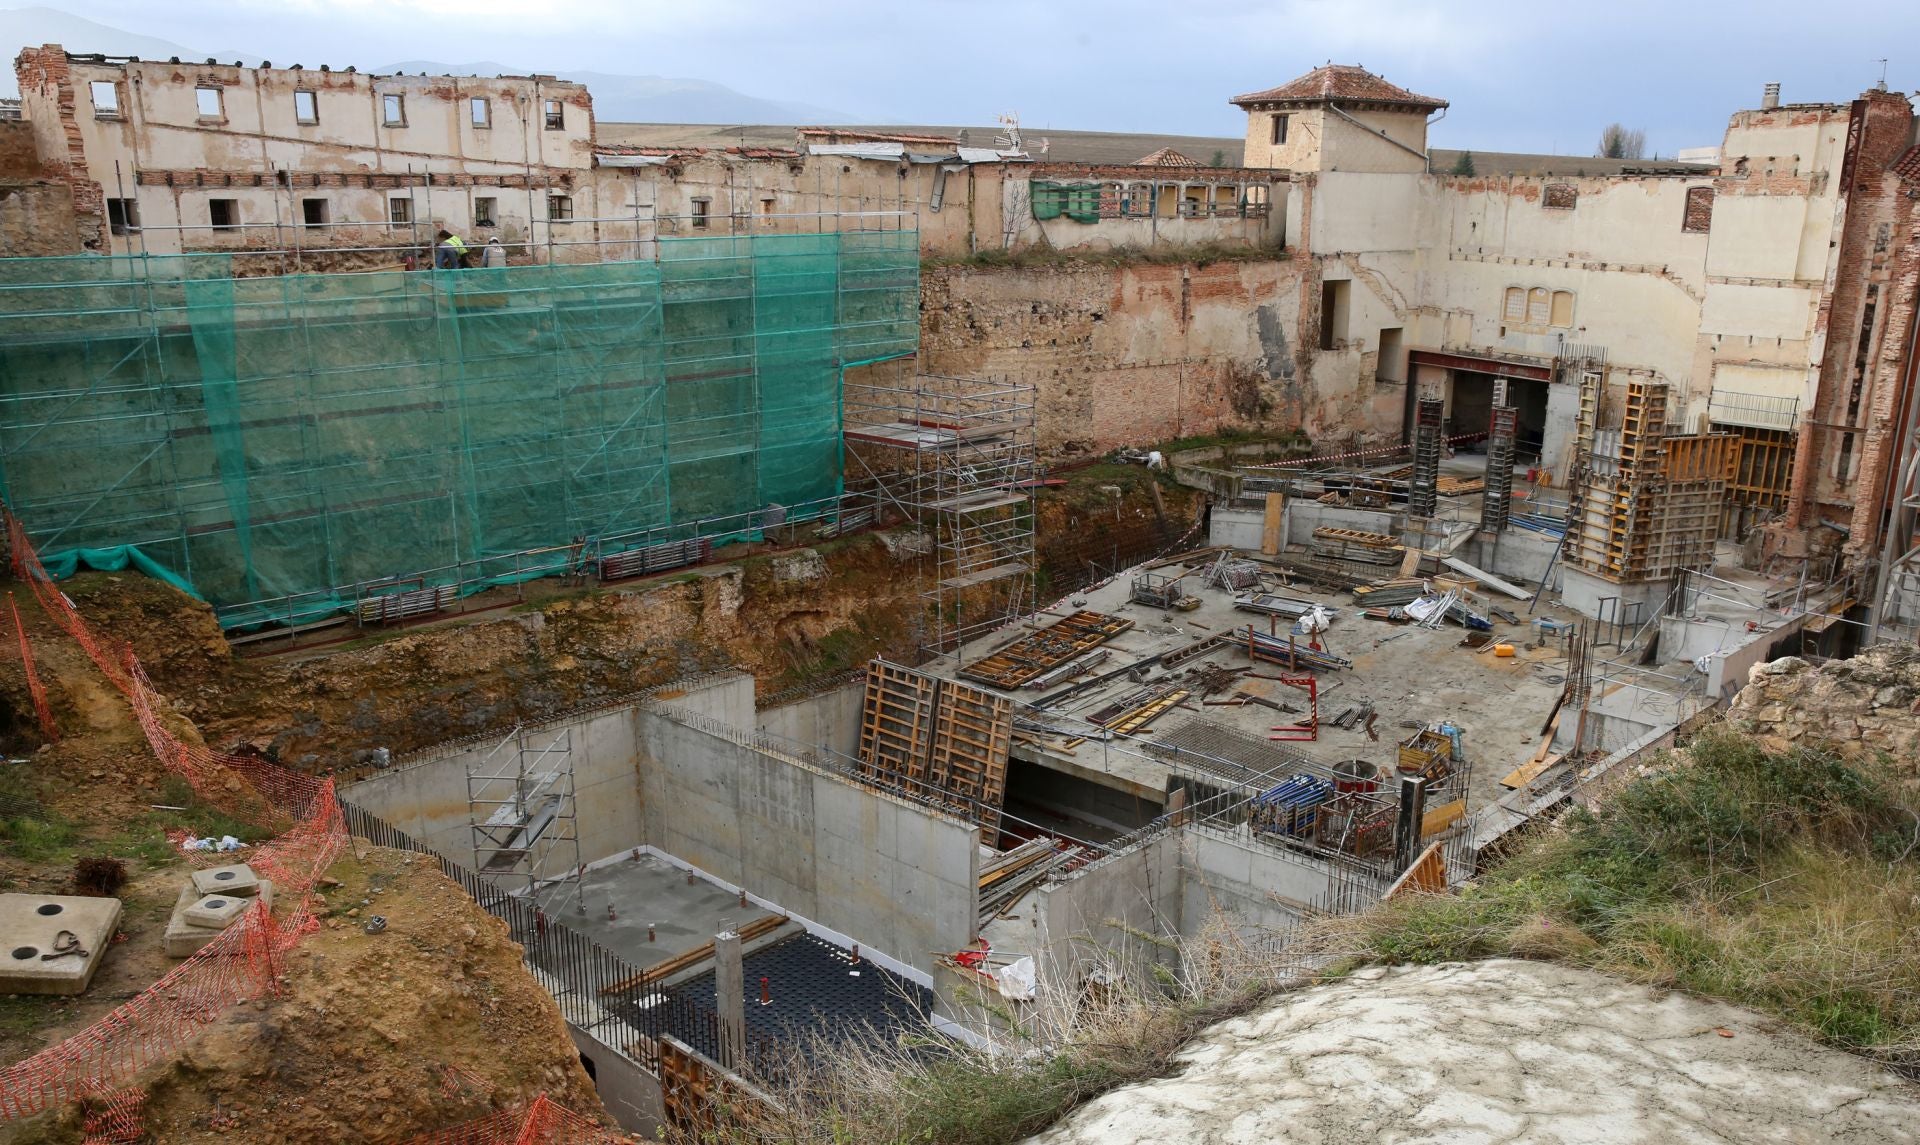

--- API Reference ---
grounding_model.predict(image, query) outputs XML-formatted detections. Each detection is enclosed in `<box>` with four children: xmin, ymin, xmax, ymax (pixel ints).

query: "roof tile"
<box><xmin>1135</xmin><ymin>147</ymin><xmax>1201</xmax><ymax>167</ymax></box>
<box><xmin>1232</xmin><ymin>64</ymin><xmax>1446</xmax><ymax>111</ymax></box>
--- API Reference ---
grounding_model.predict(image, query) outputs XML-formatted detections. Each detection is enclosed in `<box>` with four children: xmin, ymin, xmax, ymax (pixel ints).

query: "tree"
<box><xmin>1209</xmin><ymin>148</ymin><xmax>1228</xmax><ymax>167</ymax></box>
<box><xmin>1450</xmin><ymin>150</ymin><xmax>1476</xmax><ymax>177</ymax></box>
<box><xmin>1597</xmin><ymin>124</ymin><xmax>1647</xmax><ymax>160</ymax></box>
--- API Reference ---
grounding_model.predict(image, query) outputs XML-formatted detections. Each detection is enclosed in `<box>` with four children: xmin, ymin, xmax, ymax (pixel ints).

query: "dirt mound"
<box><xmin>32</xmin><ymin>847</ymin><xmax>608</xmax><ymax>1144</ymax></box>
<box><xmin>1026</xmin><ymin>960</ymin><xmax>1920</xmax><ymax>1145</ymax></box>
<box><xmin>1728</xmin><ymin>647</ymin><xmax>1920</xmax><ymax>770</ymax></box>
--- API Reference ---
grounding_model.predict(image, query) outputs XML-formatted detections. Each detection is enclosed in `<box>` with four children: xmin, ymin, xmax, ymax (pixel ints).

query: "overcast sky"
<box><xmin>27</xmin><ymin>0</ymin><xmax>1920</xmax><ymax>155</ymax></box>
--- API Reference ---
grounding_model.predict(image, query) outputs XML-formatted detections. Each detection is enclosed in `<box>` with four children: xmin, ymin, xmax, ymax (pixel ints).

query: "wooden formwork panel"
<box><xmin>859</xmin><ymin>660</ymin><xmax>938</xmax><ymax>784</ymax></box>
<box><xmin>928</xmin><ymin>678</ymin><xmax>1013</xmax><ymax>813</ymax></box>
<box><xmin>956</xmin><ymin>610</ymin><xmax>1134</xmax><ymax>690</ymax></box>
<box><xmin>1663</xmin><ymin>433</ymin><xmax>1740</xmax><ymax>482</ymax></box>
<box><xmin>859</xmin><ymin>660</ymin><xmax>1014</xmax><ymax>823</ymax></box>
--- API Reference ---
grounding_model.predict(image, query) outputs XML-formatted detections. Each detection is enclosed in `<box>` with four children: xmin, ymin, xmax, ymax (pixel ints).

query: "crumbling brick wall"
<box><xmin>920</xmin><ymin>258</ymin><xmax>1313</xmax><ymax>458</ymax></box>
<box><xmin>13</xmin><ymin>45</ymin><xmax>105</xmax><ymax>248</ymax></box>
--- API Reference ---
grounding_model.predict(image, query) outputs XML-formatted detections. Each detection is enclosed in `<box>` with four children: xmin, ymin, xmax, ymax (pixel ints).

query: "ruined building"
<box><xmin>3</xmin><ymin>42</ymin><xmax>1920</xmax><ymax>1142</ymax></box>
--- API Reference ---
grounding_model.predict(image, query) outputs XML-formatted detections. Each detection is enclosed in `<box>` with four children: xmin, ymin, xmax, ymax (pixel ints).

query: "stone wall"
<box><xmin>1725</xmin><ymin>646</ymin><xmax>1920</xmax><ymax>769</ymax></box>
<box><xmin>920</xmin><ymin>259</ymin><xmax>1324</xmax><ymax>458</ymax></box>
<box><xmin>0</xmin><ymin>181</ymin><xmax>82</xmax><ymax>255</ymax></box>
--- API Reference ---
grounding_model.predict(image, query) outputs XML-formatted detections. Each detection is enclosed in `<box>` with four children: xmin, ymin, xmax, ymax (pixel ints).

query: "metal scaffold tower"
<box><xmin>1409</xmin><ymin>397</ymin><xmax>1444</xmax><ymax>518</ymax></box>
<box><xmin>467</xmin><ymin>727</ymin><xmax>584</xmax><ymax>905</ymax></box>
<box><xmin>843</xmin><ymin>360</ymin><xmax>1038</xmax><ymax>658</ymax></box>
<box><xmin>1480</xmin><ymin>404</ymin><xmax>1518</xmax><ymax>534</ymax></box>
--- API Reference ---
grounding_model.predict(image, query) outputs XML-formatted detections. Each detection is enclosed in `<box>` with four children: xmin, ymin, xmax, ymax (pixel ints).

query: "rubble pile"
<box><xmin>1728</xmin><ymin>646</ymin><xmax>1920</xmax><ymax>770</ymax></box>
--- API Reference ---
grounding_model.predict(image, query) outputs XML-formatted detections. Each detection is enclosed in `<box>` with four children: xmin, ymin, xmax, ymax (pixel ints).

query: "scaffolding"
<box><xmin>467</xmin><ymin>727</ymin><xmax>583</xmax><ymax>905</ymax></box>
<box><xmin>0</xmin><ymin>229</ymin><xmax>920</xmax><ymax>629</ymax></box>
<box><xmin>843</xmin><ymin>361</ymin><xmax>1038</xmax><ymax>657</ymax></box>
<box><xmin>1409</xmin><ymin>398</ymin><xmax>1443</xmax><ymax>518</ymax></box>
<box><xmin>1565</xmin><ymin>377</ymin><xmax>1733</xmax><ymax>583</ymax></box>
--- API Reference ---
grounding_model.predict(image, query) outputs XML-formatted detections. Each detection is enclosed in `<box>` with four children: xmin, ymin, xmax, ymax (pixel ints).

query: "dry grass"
<box><xmin>1328</xmin><ymin>726</ymin><xmax>1920</xmax><ymax>1071</ymax></box>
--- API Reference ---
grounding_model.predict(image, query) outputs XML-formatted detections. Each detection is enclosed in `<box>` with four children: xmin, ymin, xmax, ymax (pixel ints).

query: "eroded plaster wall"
<box><xmin>920</xmin><ymin>259</ymin><xmax>1364</xmax><ymax>457</ymax></box>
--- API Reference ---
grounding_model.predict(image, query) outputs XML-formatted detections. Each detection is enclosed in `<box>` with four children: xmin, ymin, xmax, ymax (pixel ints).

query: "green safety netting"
<box><xmin>1030</xmin><ymin>182</ymin><xmax>1102</xmax><ymax>224</ymax></box>
<box><xmin>0</xmin><ymin>231</ymin><xmax>919</xmax><ymax>628</ymax></box>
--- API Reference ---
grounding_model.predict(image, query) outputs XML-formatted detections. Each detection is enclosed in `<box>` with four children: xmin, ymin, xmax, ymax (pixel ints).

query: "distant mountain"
<box><xmin>379</xmin><ymin>59</ymin><xmax>856</xmax><ymax>125</ymax></box>
<box><xmin>0</xmin><ymin>6</ymin><xmax>258</xmax><ymax>96</ymax></box>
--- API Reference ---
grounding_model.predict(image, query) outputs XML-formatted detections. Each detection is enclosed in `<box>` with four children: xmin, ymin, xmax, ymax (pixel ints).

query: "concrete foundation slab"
<box><xmin>0</xmin><ymin>893</ymin><xmax>122</xmax><ymax>995</ymax></box>
<box><xmin>191</xmin><ymin>864</ymin><xmax>261</xmax><ymax>897</ymax></box>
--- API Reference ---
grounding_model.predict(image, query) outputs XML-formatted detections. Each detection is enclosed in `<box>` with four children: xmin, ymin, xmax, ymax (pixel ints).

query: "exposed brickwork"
<box><xmin>1542</xmin><ymin>183</ymin><xmax>1577</xmax><ymax>210</ymax></box>
<box><xmin>133</xmin><ymin>168</ymin><xmax>576</xmax><ymax>190</ymax></box>
<box><xmin>1682</xmin><ymin>186</ymin><xmax>1714</xmax><ymax>232</ymax></box>
<box><xmin>13</xmin><ymin>45</ymin><xmax>104</xmax><ymax>247</ymax></box>
<box><xmin>1788</xmin><ymin>90</ymin><xmax>1916</xmax><ymax>532</ymax></box>
<box><xmin>1843</xmin><ymin>175</ymin><xmax>1920</xmax><ymax>565</ymax></box>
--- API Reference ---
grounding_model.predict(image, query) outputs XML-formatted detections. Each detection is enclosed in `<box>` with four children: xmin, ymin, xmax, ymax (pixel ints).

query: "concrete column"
<box><xmin>714</xmin><ymin>930</ymin><xmax>744</xmax><ymax>1070</ymax></box>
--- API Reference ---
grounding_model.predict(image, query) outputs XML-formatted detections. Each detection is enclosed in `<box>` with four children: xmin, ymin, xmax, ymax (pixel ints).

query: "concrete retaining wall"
<box><xmin>636</xmin><ymin>709</ymin><xmax>980</xmax><ymax>976</ymax></box>
<box><xmin>1467</xmin><ymin>528</ymin><xmax>1562</xmax><ymax>590</ymax></box>
<box><xmin>1211</xmin><ymin>507</ymin><xmax>1265</xmax><ymax>550</ymax></box>
<box><xmin>755</xmin><ymin>682</ymin><xmax>864</xmax><ymax>757</ymax></box>
<box><xmin>342</xmin><ymin>674</ymin><xmax>755</xmax><ymax>868</ymax></box>
<box><xmin>1027</xmin><ymin>832</ymin><xmax>1183</xmax><ymax>992</ymax></box>
<box><xmin>1180</xmin><ymin>825</ymin><xmax>1370</xmax><ymax>933</ymax></box>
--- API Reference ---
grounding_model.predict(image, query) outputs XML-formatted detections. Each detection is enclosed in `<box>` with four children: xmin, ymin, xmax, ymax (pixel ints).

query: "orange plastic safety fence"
<box><xmin>8</xmin><ymin>592</ymin><xmax>57</xmax><ymax>741</ymax></box>
<box><xmin>406</xmin><ymin>1095</ymin><xmax>630</xmax><ymax>1145</ymax></box>
<box><xmin>0</xmin><ymin>511</ymin><xmax>348</xmax><ymax>1123</ymax></box>
<box><xmin>79</xmin><ymin>1086</ymin><xmax>145</xmax><ymax>1145</ymax></box>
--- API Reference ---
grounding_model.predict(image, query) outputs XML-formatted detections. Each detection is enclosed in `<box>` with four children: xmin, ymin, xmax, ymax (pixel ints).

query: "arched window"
<box><xmin>1526</xmin><ymin>288</ymin><xmax>1551</xmax><ymax>325</ymax></box>
<box><xmin>1503</xmin><ymin>287</ymin><xmax>1527</xmax><ymax>324</ymax></box>
<box><xmin>1549</xmin><ymin>291</ymin><xmax>1574</xmax><ymax>327</ymax></box>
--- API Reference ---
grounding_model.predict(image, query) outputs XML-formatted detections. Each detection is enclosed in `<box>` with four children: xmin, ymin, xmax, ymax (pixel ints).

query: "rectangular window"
<box><xmin>389</xmin><ymin>197</ymin><xmax>412</xmax><ymax>225</ymax></box>
<box><xmin>382</xmin><ymin>93</ymin><xmax>405</xmax><ymax>127</ymax></box>
<box><xmin>1271</xmin><ymin>114</ymin><xmax>1289</xmax><ymax>146</ymax></box>
<box><xmin>1319</xmin><ymin>280</ymin><xmax>1350</xmax><ymax>351</ymax></box>
<box><xmin>543</xmin><ymin>99</ymin><xmax>564</xmax><ymax>130</ymax></box>
<box><xmin>470</xmin><ymin>97</ymin><xmax>490</xmax><ymax>128</ymax></box>
<box><xmin>209</xmin><ymin>198</ymin><xmax>238</xmax><ymax>230</ymax></box>
<box><xmin>691</xmin><ymin>198</ymin><xmax>710</xmax><ymax>229</ymax></box>
<box><xmin>474</xmin><ymin>196</ymin><xmax>497</xmax><ymax>227</ymax></box>
<box><xmin>301</xmin><ymin>197</ymin><xmax>329</xmax><ymax>228</ymax></box>
<box><xmin>294</xmin><ymin>89</ymin><xmax>318</xmax><ymax>125</ymax></box>
<box><xmin>89</xmin><ymin>81</ymin><xmax>120</xmax><ymax>118</ymax></box>
<box><xmin>105</xmin><ymin>198</ymin><xmax>139</xmax><ymax>235</ymax></box>
<box><xmin>195</xmin><ymin>86</ymin><xmax>223</xmax><ymax>120</ymax></box>
<box><xmin>547</xmin><ymin>194</ymin><xmax>573</xmax><ymax>220</ymax></box>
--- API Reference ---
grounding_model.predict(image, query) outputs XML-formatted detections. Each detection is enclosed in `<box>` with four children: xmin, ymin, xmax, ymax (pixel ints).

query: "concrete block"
<box><xmin>0</xmin><ymin>893</ymin><xmax>122</xmax><ymax>995</ymax></box>
<box><xmin>191</xmin><ymin>863</ymin><xmax>260</xmax><ymax>897</ymax></box>
<box><xmin>183</xmin><ymin>893</ymin><xmax>251</xmax><ymax>929</ymax></box>
<box><xmin>165</xmin><ymin>879</ymin><xmax>274</xmax><ymax>958</ymax></box>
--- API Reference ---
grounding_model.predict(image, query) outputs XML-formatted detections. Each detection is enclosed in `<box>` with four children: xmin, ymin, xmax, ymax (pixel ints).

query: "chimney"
<box><xmin>1761</xmin><ymin>83</ymin><xmax>1781</xmax><ymax>111</ymax></box>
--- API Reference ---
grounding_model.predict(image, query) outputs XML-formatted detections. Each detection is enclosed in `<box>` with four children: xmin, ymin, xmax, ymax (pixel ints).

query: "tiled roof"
<box><xmin>1135</xmin><ymin>147</ymin><xmax>1201</xmax><ymax>167</ymax></box>
<box><xmin>1894</xmin><ymin>144</ymin><xmax>1920</xmax><ymax>184</ymax></box>
<box><xmin>1232</xmin><ymin>64</ymin><xmax>1447</xmax><ymax>111</ymax></box>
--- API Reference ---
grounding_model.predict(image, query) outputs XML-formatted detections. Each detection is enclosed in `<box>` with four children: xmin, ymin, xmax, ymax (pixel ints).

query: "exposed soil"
<box><xmin>4</xmin><ymin>848</ymin><xmax>609</xmax><ymax>1144</ymax></box>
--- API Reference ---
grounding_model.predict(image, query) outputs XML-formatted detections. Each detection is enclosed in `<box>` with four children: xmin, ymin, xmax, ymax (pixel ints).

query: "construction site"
<box><xmin>0</xmin><ymin>40</ymin><xmax>1917</xmax><ymax>1145</ymax></box>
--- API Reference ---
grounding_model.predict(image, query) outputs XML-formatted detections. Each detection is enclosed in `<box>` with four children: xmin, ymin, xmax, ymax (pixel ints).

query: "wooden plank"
<box><xmin>1499</xmin><ymin>752</ymin><xmax>1563</xmax><ymax>791</ymax></box>
<box><xmin>1261</xmin><ymin>492</ymin><xmax>1285</xmax><ymax>555</ymax></box>
<box><xmin>1383</xmin><ymin>840</ymin><xmax>1448</xmax><ymax>899</ymax></box>
<box><xmin>957</xmin><ymin>610</ymin><xmax>1134</xmax><ymax>689</ymax></box>
<box><xmin>1420</xmin><ymin>798</ymin><xmax>1467</xmax><ymax>837</ymax></box>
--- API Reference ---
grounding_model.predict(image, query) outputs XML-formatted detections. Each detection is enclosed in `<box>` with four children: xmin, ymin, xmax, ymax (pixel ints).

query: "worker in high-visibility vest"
<box><xmin>434</xmin><ymin>229</ymin><xmax>468</xmax><ymax>269</ymax></box>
